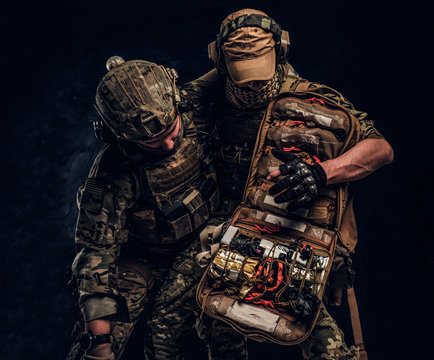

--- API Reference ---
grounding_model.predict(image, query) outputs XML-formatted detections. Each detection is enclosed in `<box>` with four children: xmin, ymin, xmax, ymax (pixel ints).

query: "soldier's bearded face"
<box><xmin>133</xmin><ymin>115</ymin><xmax>180</xmax><ymax>151</ymax></box>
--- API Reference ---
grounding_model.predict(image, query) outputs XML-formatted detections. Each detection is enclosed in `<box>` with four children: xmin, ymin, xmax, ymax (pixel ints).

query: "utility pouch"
<box><xmin>161</xmin><ymin>185</ymin><xmax>212</xmax><ymax>241</ymax></box>
<box><xmin>197</xmin><ymin>91</ymin><xmax>359</xmax><ymax>345</ymax></box>
<box><xmin>141</xmin><ymin>137</ymin><xmax>219</xmax><ymax>243</ymax></box>
<box><xmin>196</xmin><ymin>175</ymin><xmax>220</xmax><ymax>214</ymax></box>
<box><xmin>182</xmin><ymin>189</ymin><xmax>209</xmax><ymax>229</ymax></box>
<box><xmin>162</xmin><ymin>200</ymin><xmax>193</xmax><ymax>240</ymax></box>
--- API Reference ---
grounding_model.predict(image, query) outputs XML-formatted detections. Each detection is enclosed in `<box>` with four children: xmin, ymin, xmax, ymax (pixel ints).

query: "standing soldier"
<box><xmin>66</xmin><ymin>57</ymin><xmax>247</xmax><ymax>360</ymax></box>
<box><xmin>154</xmin><ymin>8</ymin><xmax>393</xmax><ymax>360</ymax></box>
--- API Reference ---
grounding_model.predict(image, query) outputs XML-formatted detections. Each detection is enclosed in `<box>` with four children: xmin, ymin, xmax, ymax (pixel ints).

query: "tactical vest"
<box><xmin>122</xmin><ymin>114</ymin><xmax>220</xmax><ymax>254</ymax></box>
<box><xmin>197</xmin><ymin>90</ymin><xmax>360</xmax><ymax>345</ymax></box>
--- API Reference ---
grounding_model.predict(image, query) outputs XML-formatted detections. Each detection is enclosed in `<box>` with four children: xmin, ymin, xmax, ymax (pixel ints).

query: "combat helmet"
<box><xmin>95</xmin><ymin>56</ymin><xmax>181</xmax><ymax>141</ymax></box>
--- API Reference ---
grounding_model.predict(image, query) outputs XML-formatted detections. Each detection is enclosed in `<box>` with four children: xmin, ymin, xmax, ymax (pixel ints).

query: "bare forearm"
<box><xmin>85</xmin><ymin>318</ymin><xmax>111</xmax><ymax>349</ymax></box>
<box><xmin>320</xmin><ymin>138</ymin><xmax>394</xmax><ymax>184</ymax></box>
<box><xmin>86</xmin><ymin>318</ymin><xmax>111</xmax><ymax>335</ymax></box>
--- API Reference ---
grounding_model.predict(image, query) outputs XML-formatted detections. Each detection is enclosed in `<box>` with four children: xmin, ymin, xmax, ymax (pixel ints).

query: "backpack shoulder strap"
<box><xmin>347</xmin><ymin>287</ymin><xmax>368</xmax><ymax>360</ymax></box>
<box><xmin>279</xmin><ymin>76</ymin><xmax>313</xmax><ymax>94</ymax></box>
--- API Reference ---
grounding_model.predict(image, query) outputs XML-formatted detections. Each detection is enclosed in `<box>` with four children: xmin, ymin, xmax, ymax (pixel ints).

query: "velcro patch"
<box><xmin>80</xmin><ymin>178</ymin><xmax>104</xmax><ymax>213</ymax></box>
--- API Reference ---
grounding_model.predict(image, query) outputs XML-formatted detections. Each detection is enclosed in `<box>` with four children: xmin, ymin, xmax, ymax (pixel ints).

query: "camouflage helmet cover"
<box><xmin>95</xmin><ymin>58</ymin><xmax>179</xmax><ymax>141</ymax></box>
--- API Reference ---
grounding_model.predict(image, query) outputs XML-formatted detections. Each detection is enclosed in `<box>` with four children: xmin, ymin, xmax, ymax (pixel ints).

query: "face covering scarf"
<box><xmin>225</xmin><ymin>64</ymin><xmax>284</xmax><ymax>109</ymax></box>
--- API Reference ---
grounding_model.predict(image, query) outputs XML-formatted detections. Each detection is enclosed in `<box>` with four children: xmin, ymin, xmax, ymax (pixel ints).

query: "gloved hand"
<box><xmin>268</xmin><ymin>150</ymin><xmax>327</xmax><ymax>208</ymax></box>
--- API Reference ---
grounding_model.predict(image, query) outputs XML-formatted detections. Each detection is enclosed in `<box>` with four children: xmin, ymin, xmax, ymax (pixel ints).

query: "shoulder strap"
<box><xmin>293</xmin><ymin>81</ymin><xmax>311</xmax><ymax>92</ymax></box>
<box><xmin>347</xmin><ymin>287</ymin><xmax>368</xmax><ymax>360</ymax></box>
<box><xmin>279</xmin><ymin>77</ymin><xmax>312</xmax><ymax>94</ymax></box>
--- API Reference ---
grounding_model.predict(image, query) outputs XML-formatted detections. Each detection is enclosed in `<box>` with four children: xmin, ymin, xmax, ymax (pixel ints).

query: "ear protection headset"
<box><xmin>208</xmin><ymin>13</ymin><xmax>290</xmax><ymax>72</ymax></box>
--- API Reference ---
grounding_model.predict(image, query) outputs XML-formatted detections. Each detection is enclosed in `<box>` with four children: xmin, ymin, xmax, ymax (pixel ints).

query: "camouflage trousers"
<box><xmin>66</xmin><ymin>241</ymin><xmax>247</xmax><ymax>360</ymax></box>
<box><xmin>148</xmin><ymin>236</ymin><xmax>248</xmax><ymax>360</ymax></box>
<box><xmin>301</xmin><ymin>305</ymin><xmax>360</xmax><ymax>360</ymax></box>
<box><xmin>66</xmin><ymin>256</ymin><xmax>165</xmax><ymax>360</ymax></box>
<box><xmin>67</xmin><ymin>242</ymin><xmax>356</xmax><ymax>360</ymax></box>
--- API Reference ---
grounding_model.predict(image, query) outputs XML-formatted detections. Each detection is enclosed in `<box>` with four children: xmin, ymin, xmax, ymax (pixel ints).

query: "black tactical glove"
<box><xmin>269</xmin><ymin>150</ymin><xmax>327</xmax><ymax>208</ymax></box>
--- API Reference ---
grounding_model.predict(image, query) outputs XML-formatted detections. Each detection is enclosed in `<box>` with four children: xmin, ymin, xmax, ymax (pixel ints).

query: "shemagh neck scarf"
<box><xmin>225</xmin><ymin>64</ymin><xmax>284</xmax><ymax>109</ymax></box>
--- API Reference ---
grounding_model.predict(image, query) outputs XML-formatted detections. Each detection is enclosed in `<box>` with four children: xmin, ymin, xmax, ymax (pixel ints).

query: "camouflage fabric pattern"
<box><xmin>195</xmin><ymin>317</ymin><xmax>248</xmax><ymax>360</ymax></box>
<box><xmin>72</xmin><ymin>113</ymin><xmax>216</xmax><ymax>319</ymax></box>
<box><xmin>95</xmin><ymin>60</ymin><xmax>178</xmax><ymax>141</ymax></box>
<box><xmin>69</xmin><ymin>187</ymin><xmax>247</xmax><ymax>360</ymax></box>
<box><xmin>69</xmin><ymin>111</ymin><xmax>247</xmax><ymax>359</ymax></box>
<box><xmin>110</xmin><ymin>260</ymin><xmax>155</xmax><ymax>358</ymax></box>
<box><xmin>149</xmin><ymin>221</ymin><xmax>247</xmax><ymax>360</ymax></box>
<box><xmin>67</xmin><ymin>258</ymin><xmax>158</xmax><ymax>360</ymax></box>
<box><xmin>72</xmin><ymin>145</ymin><xmax>139</xmax><ymax>320</ymax></box>
<box><xmin>218</xmin><ymin>13</ymin><xmax>282</xmax><ymax>46</ymax></box>
<box><xmin>301</xmin><ymin>306</ymin><xmax>360</xmax><ymax>360</ymax></box>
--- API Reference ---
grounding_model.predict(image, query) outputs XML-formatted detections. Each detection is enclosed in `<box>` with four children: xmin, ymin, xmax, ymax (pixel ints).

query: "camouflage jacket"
<box><xmin>71</xmin><ymin>111</ymin><xmax>217</xmax><ymax>321</ymax></box>
<box><xmin>180</xmin><ymin>63</ymin><xmax>384</xmax><ymax>212</ymax></box>
<box><xmin>182</xmin><ymin>64</ymin><xmax>383</xmax><ymax>142</ymax></box>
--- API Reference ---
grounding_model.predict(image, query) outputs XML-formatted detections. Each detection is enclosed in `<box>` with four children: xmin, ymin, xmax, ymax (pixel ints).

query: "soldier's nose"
<box><xmin>161</xmin><ymin>139</ymin><xmax>175</xmax><ymax>151</ymax></box>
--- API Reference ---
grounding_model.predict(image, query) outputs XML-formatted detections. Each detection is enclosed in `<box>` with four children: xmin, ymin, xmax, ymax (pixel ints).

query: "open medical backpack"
<box><xmin>196</xmin><ymin>87</ymin><xmax>367</xmax><ymax>355</ymax></box>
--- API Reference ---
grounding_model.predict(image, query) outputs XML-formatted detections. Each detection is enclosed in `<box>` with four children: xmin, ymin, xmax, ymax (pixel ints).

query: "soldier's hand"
<box><xmin>268</xmin><ymin>150</ymin><xmax>327</xmax><ymax>208</ymax></box>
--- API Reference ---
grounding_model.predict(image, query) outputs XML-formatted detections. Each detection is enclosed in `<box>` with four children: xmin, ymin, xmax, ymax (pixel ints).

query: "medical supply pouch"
<box><xmin>197</xmin><ymin>90</ymin><xmax>359</xmax><ymax>345</ymax></box>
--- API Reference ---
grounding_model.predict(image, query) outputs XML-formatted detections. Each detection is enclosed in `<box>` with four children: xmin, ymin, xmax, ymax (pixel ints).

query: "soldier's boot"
<box><xmin>301</xmin><ymin>305</ymin><xmax>360</xmax><ymax>360</ymax></box>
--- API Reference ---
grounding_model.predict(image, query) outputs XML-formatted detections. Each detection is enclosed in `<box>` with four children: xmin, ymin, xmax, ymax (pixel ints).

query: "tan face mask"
<box><xmin>225</xmin><ymin>64</ymin><xmax>284</xmax><ymax>109</ymax></box>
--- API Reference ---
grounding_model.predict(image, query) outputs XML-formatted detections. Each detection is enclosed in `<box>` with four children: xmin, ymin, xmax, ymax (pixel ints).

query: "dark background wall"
<box><xmin>2</xmin><ymin>1</ymin><xmax>432</xmax><ymax>359</ymax></box>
